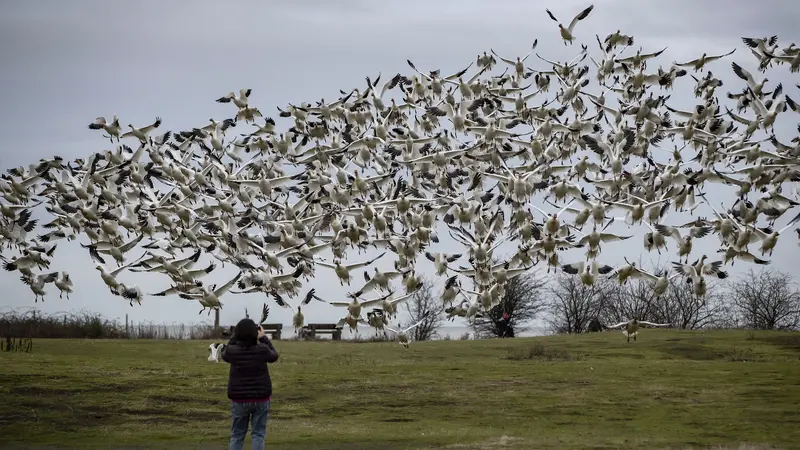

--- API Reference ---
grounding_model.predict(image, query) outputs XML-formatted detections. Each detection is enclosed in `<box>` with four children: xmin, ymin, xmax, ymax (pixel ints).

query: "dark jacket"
<box><xmin>222</xmin><ymin>335</ymin><xmax>279</xmax><ymax>401</ymax></box>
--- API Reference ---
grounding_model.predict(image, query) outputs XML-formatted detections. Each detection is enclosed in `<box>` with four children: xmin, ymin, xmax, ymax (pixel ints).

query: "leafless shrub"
<box><xmin>600</xmin><ymin>279</ymin><xmax>659</xmax><ymax>325</ymax></box>
<box><xmin>348</xmin><ymin>334</ymin><xmax>392</xmax><ymax>343</ymax></box>
<box><xmin>546</xmin><ymin>274</ymin><xmax>613</xmax><ymax>333</ymax></box>
<box><xmin>548</xmin><ymin>258</ymin><xmax>730</xmax><ymax>332</ymax></box>
<box><xmin>401</xmin><ymin>276</ymin><xmax>444</xmax><ymax>342</ymax></box>
<box><xmin>728</xmin><ymin>268</ymin><xmax>800</xmax><ymax>330</ymax></box>
<box><xmin>649</xmin><ymin>270</ymin><xmax>724</xmax><ymax>330</ymax></box>
<box><xmin>710</xmin><ymin>305</ymin><xmax>744</xmax><ymax>330</ymax></box>
<box><xmin>0</xmin><ymin>308</ymin><xmax>126</xmax><ymax>339</ymax></box>
<box><xmin>189</xmin><ymin>324</ymin><xmax>221</xmax><ymax>340</ymax></box>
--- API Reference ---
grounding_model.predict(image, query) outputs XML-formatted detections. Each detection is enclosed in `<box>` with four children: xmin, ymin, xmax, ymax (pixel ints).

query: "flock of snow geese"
<box><xmin>2</xmin><ymin>5</ymin><xmax>800</xmax><ymax>345</ymax></box>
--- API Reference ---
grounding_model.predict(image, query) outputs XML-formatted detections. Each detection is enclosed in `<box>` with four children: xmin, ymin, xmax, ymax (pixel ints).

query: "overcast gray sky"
<box><xmin>1</xmin><ymin>0</ymin><xmax>798</xmax><ymax>332</ymax></box>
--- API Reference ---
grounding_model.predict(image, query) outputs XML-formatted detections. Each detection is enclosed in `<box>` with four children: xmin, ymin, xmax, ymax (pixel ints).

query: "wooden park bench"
<box><xmin>227</xmin><ymin>323</ymin><xmax>283</xmax><ymax>340</ymax></box>
<box><xmin>302</xmin><ymin>323</ymin><xmax>343</xmax><ymax>340</ymax></box>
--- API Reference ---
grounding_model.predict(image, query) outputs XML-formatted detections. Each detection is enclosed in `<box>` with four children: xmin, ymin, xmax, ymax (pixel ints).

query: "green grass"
<box><xmin>2</xmin><ymin>330</ymin><xmax>800</xmax><ymax>449</ymax></box>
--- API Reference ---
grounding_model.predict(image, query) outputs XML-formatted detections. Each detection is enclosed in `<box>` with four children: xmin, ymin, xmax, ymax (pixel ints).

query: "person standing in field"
<box><xmin>222</xmin><ymin>317</ymin><xmax>279</xmax><ymax>450</ymax></box>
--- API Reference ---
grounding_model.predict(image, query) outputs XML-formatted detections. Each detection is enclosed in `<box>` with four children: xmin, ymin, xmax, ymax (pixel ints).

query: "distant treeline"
<box><xmin>0</xmin><ymin>308</ymin><xmax>479</xmax><ymax>341</ymax></box>
<box><xmin>0</xmin><ymin>309</ymin><xmax>219</xmax><ymax>340</ymax></box>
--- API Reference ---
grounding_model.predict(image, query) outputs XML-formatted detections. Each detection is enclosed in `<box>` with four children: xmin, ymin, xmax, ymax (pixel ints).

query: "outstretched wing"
<box><xmin>638</xmin><ymin>321</ymin><xmax>670</xmax><ymax>327</ymax></box>
<box><xmin>259</xmin><ymin>303</ymin><xmax>270</xmax><ymax>324</ymax></box>
<box><xmin>402</xmin><ymin>313</ymin><xmax>430</xmax><ymax>333</ymax></box>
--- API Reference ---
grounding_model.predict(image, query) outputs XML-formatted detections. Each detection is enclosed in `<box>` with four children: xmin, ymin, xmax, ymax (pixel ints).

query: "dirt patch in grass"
<box><xmin>505</xmin><ymin>343</ymin><xmax>579</xmax><ymax>361</ymax></box>
<box><xmin>316</xmin><ymin>407</ymin><xmax>362</xmax><ymax>417</ymax></box>
<box><xmin>270</xmin><ymin>410</ymin><xmax>315</xmax><ymax>421</ymax></box>
<box><xmin>659</xmin><ymin>343</ymin><xmax>719</xmax><ymax>360</ymax></box>
<box><xmin>8</xmin><ymin>376</ymin><xmax>137</xmax><ymax>396</ymax></box>
<box><xmin>120</xmin><ymin>407</ymin><xmax>170</xmax><ymax>416</ymax></box>
<box><xmin>8</xmin><ymin>402</ymin><xmax>129</xmax><ymax>430</ymax></box>
<box><xmin>1</xmin><ymin>374</ymin><xmax>70</xmax><ymax>383</ymax></box>
<box><xmin>445</xmin><ymin>435</ymin><xmax>525</xmax><ymax>449</ymax></box>
<box><xmin>13</xmin><ymin>385</ymin><xmax>136</xmax><ymax>396</ymax></box>
<box><xmin>660</xmin><ymin>343</ymin><xmax>764</xmax><ymax>362</ymax></box>
<box><xmin>147</xmin><ymin>395</ymin><xmax>224</xmax><ymax>407</ymax></box>
<box><xmin>121</xmin><ymin>407</ymin><xmax>226</xmax><ymax>422</ymax></box>
<box><xmin>275</xmin><ymin>394</ymin><xmax>314</xmax><ymax>402</ymax></box>
<box><xmin>16</xmin><ymin>401</ymin><xmax>110</xmax><ymax>416</ymax></box>
<box><xmin>382</xmin><ymin>402</ymin><xmax>409</xmax><ymax>408</ymax></box>
<box><xmin>128</xmin><ymin>416</ymin><xmax>191</xmax><ymax>425</ymax></box>
<box><xmin>178</xmin><ymin>410</ymin><xmax>227</xmax><ymax>421</ymax></box>
<box><xmin>720</xmin><ymin>347</ymin><xmax>758</xmax><ymax>362</ymax></box>
<box><xmin>663</xmin><ymin>444</ymin><xmax>782</xmax><ymax>450</ymax></box>
<box><xmin>1</xmin><ymin>404</ymin><xmax>231</xmax><ymax>430</ymax></box>
<box><xmin>479</xmin><ymin>379</ymin><xmax>537</xmax><ymax>388</ymax></box>
<box><xmin>759</xmin><ymin>334</ymin><xmax>800</xmax><ymax>352</ymax></box>
<box><xmin>598</xmin><ymin>351</ymin><xmax>647</xmax><ymax>359</ymax></box>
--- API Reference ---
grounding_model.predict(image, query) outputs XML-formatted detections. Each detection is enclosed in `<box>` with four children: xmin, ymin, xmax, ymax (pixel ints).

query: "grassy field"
<box><xmin>1</xmin><ymin>330</ymin><xmax>800</xmax><ymax>449</ymax></box>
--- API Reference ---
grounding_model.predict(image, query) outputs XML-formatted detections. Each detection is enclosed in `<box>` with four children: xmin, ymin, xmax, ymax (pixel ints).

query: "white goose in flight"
<box><xmin>120</xmin><ymin>117</ymin><xmax>162</xmax><ymax>143</ymax></box>
<box><xmin>314</xmin><ymin>252</ymin><xmax>387</xmax><ymax>285</ymax></box>
<box><xmin>386</xmin><ymin>315</ymin><xmax>430</xmax><ymax>348</ymax></box>
<box><xmin>545</xmin><ymin>5</ymin><xmax>595</xmax><ymax>46</ymax></box>
<box><xmin>21</xmin><ymin>272</ymin><xmax>59</xmax><ymax>302</ymax></box>
<box><xmin>607</xmin><ymin>319</ymin><xmax>670</xmax><ymax>342</ymax></box>
<box><xmin>270</xmin><ymin>288</ymin><xmax>329</xmax><ymax>332</ymax></box>
<box><xmin>87</xmin><ymin>115</ymin><xmax>122</xmax><ymax>141</ymax></box>
<box><xmin>561</xmin><ymin>260</ymin><xmax>614</xmax><ymax>286</ymax></box>
<box><xmin>216</xmin><ymin>88</ymin><xmax>252</xmax><ymax>109</ymax></box>
<box><xmin>95</xmin><ymin>254</ymin><xmax>147</xmax><ymax>294</ymax></box>
<box><xmin>178</xmin><ymin>271</ymin><xmax>243</xmax><ymax>313</ymax></box>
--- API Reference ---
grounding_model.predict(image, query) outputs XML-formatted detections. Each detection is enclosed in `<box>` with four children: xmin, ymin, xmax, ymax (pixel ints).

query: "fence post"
<box><xmin>214</xmin><ymin>309</ymin><xmax>220</xmax><ymax>329</ymax></box>
<box><xmin>125</xmin><ymin>314</ymin><xmax>129</xmax><ymax>338</ymax></box>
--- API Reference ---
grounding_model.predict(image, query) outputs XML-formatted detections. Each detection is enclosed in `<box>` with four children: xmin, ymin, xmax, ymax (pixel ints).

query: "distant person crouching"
<box><xmin>222</xmin><ymin>318</ymin><xmax>279</xmax><ymax>450</ymax></box>
<box><xmin>500</xmin><ymin>312</ymin><xmax>515</xmax><ymax>338</ymax></box>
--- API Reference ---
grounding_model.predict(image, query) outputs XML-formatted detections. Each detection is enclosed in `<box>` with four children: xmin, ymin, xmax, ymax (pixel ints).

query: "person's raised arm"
<box><xmin>258</xmin><ymin>343</ymin><xmax>279</xmax><ymax>363</ymax></box>
<box><xmin>259</xmin><ymin>335</ymin><xmax>275</xmax><ymax>349</ymax></box>
<box><xmin>257</xmin><ymin>327</ymin><xmax>279</xmax><ymax>363</ymax></box>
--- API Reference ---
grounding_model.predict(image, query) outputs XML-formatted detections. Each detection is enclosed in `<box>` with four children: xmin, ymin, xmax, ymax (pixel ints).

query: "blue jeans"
<box><xmin>230</xmin><ymin>400</ymin><xmax>271</xmax><ymax>450</ymax></box>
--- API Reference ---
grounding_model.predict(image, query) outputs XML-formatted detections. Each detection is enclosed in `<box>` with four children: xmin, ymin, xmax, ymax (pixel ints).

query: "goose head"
<box><xmin>623</xmin><ymin>257</ymin><xmax>634</xmax><ymax>267</ymax></box>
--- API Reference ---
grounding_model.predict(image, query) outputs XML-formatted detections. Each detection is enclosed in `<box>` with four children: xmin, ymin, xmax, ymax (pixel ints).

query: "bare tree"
<box><xmin>599</xmin><ymin>257</ymin><xmax>667</xmax><ymax>325</ymax></box>
<box><xmin>470</xmin><ymin>271</ymin><xmax>547</xmax><ymax>338</ymax></box>
<box><xmin>546</xmin><ymin>274</ymin><xmax>612</xmax><ymax>333</ymax></box>
<box><xmin>729</xmin><ymin>268</ymin><xmax>800</xmax><ymax>330</ymax></box>
<box><xmin>650</xmin><ymin>276</ymin><xmax>723</xmax><ymax>329</ymax></box>
<box><xmin>401</xmin><ymin>276</ymin><xmax>444</xmax><ymax>341</ymax></box>
<box><xmin>709</xmin><ymin>298</ymin><xmax>742</xmax><ymax>329</ymax></box>
<box><xmin>600</xmin><ymin>279</ymin><xmax>658</xmax><ymax>325</ymax></box>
